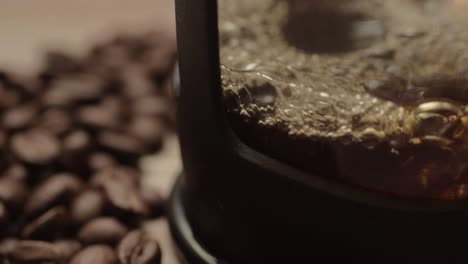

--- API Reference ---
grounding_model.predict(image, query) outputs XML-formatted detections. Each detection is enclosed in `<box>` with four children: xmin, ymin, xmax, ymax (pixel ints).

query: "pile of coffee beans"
<box><xmin>0</xmin><ymin>30</ymin><xmax>177</xmax><ymax>263</ymax></box>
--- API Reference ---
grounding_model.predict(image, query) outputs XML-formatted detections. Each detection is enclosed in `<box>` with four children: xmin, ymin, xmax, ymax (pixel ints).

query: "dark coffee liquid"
<box><xmin>219</xmin><ymin>0</ymin><xmax>468</xmax><ymax>199</ymax></box>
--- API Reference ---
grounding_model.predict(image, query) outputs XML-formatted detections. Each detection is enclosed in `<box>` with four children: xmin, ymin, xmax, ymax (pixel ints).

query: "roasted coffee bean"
<box><xmin>91</xmin><ymin>166</ymin><xmax>140</xmax><ymax>187</ymax></box>
<box><xmin>2</xmin><ymin>103</ymin><xmax>38</xmax><ymax>130</ymax></box>
<box><xmin>132</xmin><ymin>96</ymin><xmax>170</xmax><ymax>117</ymax></box>
<box><xmin>22</xmin><ymin>206</ymin><xmax>66</xmax><ymax>240</ymax></box>
<box><xmin>11</xmin><ymin>129</ymin><xmax>62</xmax><ymax>165</ymax></box>
<box><xmin>141</xmin><ymin>188</ymin><xmax>165</xmax><ymax>217</ymax></box>
<box><xmin>0</xmin><ymin>202</ymin><xmax>8</xmax><ymax>225</ymax></box>
<box><xmin>70</xmin><ymin>244</ymin><xmax>118</xmax><ymax>264</ymax></box>
<box><xmin>63</xmin><ymin>130</ymin><xmax>91</xmax><ymax>153</ymax></box>
<box><xmin>117</xmin><ymin>230</ymin><xmax>162</xmax><ymax>264</ymax></box>
<box><xmin>110</xmin><ymin>33</ymin><xmax>140</xmax><ymax>48</ymax></box>
<box><xmin>3</xmin><ymin>72</ymin><xmax>43</xmax><ymax>98</ymax></box>
<box><xmin>25</xmin><ymin>173</ymin><xmax>82</xmax><ymax>216</ymax></box>
<box><xmin>91</xmin><ymin>167</ymin><xmax>147</xmax><ymax>215</ymax></box>
<box><xmin>0</xmin><ymin>238</ymin><xmax>18</xmax><ymax>257</ymax></box>
<box><xmin>148</xmin><ymin>59</ymin><xmax>176</xmax><ymax>86</ymax></box>
<box><xmin>71</xmin><ymin>189</ymin><xmax>106</xmax><ymax>224</ymax></box>
<box><xmin>61</xmin><ymin>130</ymin><xmax>92</xmax><ymax>174</ymax></box>
<box><xmin>43</xmin><ymin>75</ymin><xmax>103</xmax><ymax>106</ymax></box>
<box><xmin>0</xmin><ymin>129</ymin><xmax>5</xmax><ymax>149</ymax></box>
<box><xmin>143</xmin><ymin>32</ymin><xmax>177</xmax><ymax>79</ymax></box>
<box><xmin>9</xmin><ymin>240</ymin><xmax>61</xmax><ymax>263</ymax></box>
<box><xmin>117</xmin><ymin>230</ymin><xmax>142</xmax><ymax>263</ymax></box>
<box><xmin>53</xmin><ymin>240</ymin><xmax>82</xmax><ymax>261</ymax></box>
<box><xmin>97</xmin><ymin>131</ymin><xmax>148</xmax><ymax>157</ymax></box>
<box><xmin>62</xmin><ymin>131</ymin><xmax>91</xmax><ymax>165</ymax></box>
<box><xmin>37</xmin><ymin>109</ymin><xmax>72</xmax><ymax>136</ymax></box>
<box><xmin>88</xmin><ymin>152</ymin><xmax>116</xmax><ymax>171</ymax></box>
<box><xmin>122</xmin><ymin>65</ymin><xmax>155</xmax><ymax>98</ymax></box>
<box><xmin>44</xmin><ymin>51</ymin><xmax>82</xmax><ymax>75</ymax></box>
<box><xmin>0</xmin><ymin>177</ymin><xmax>28</xmax><ymax>208</ymax></box>
<box><xmin>162</xmin><ymin>72</ymin><xmax>176</xmax><ymax>95</ymax></box>
<box><xmin>101</xmin><ymin>95</ymin><xmax>125</xmax><ymax>114</ymax></box>
<box><xmin>0</xmin><ymin>86</ymin><xmax>21</xmax><ymax>109</ymax></box>
<box><xmin>128</xmin><ymin>116</ymin><xmax>165</xmax><ymax>146</ymax></box>
<box><xmin>2</xmin><ymin>163</ymin><xmax>27</xmax><ymax>182</ymax></box>
<box><xmin>130</xmin><ymin>239</ymin><xmax>161</xmax><ymax>264</ymax></box>
<box><xmin>89</xmin><ymin>42</ymin><xmax>132</xmax><ymax>70</ymax></box>
<box><xmin>78</xmin><ymin>217</ymin><xmax>128</xmax><ymax>245</ymax></box>
<box><xmin>77</xmin><ymin>105</ymin><xmax>121</xmax><ymax>130</ymax></box>
<box><xmin>110</xmin><ymin>33</ymin><xmax>154</xmax><ymax>62</ymax></box>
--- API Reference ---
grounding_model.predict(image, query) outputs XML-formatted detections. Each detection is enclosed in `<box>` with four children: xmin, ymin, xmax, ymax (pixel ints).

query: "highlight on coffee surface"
<box><xmin>219</xmin><ymin>0</ymin><xmax>468</xmax><ymax>199</ymax></box>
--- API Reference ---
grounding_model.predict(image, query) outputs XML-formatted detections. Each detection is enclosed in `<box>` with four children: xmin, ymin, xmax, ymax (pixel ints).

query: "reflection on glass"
<box><xmin>219</xmin><ymin>0</ymin><xmax>468</xmax><ymax>200</ymax></box>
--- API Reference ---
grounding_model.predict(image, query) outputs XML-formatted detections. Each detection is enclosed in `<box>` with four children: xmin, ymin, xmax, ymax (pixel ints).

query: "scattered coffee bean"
<box><xmin>128</xmin><ymin>116</ymin><xmax>165</xmax><ymax>146</ymax></box>
<box><xmin>117</xmin><ymin>230</ymin><xmax>143</xmax><ymax>263</ymax></box>
<box><xmin>98</xmin><ymin>131</ymin><xmax>148</xmax><ymax>158</ymax></box>
<box><xmin>70</xmin><ymin>244</ymin><xmax>118</xmax><ymax>264</ymax></box>
<box><xmin>122</xmin><ymin>65</ymin><xmax>155</xmax><ymax>98</ymax></box>
<box><xmin>78</xmin><ymin>217</ymin><xmax>128</xmax><ymax>245</ymax></box>
<box><xmin>44</xmin><ymin>50</ymin><xmax>83</xmax><ymax>75</ymax></box>
<box><xmin>143</xmin><ymin>32</ymin><xmax>177</xmax><ymax>78</ymax></box>
<box><xmin>22</xmin><ymin>206</ymin><xmax>66</xmax><ymax>240</ymax></box>
<box><xmin>0</xmin><ymin>238</ymin><xmax>18</xmax><ymax>257</ymax></box>
<box><xmin>9</xmin><ymin>240</ymin><xmax>61</xmax><ymax>263</ymax></box>
<box><xmin>61</xmin><ymin>130</ymin><xmax>93</xmax><ymax>175</ymax></box>
<box><xmin>3</xmin><ymin>72</ymin><xmax>42</xmax><ymax>98</ymax></box>
<box><xmin>0</xmin><ymin>130</ymin><xmax>5</xmax><ymax>149</ymax></box>
<box><xmin>37</xmin><ymin>108</ymin><xmax>72</xmax><ymax>136</ymax></box>
<box><xmin>77</xmin><ymin>105</ymin><xmax>121</xmax><ymax>130</ymax></box>
<box><xmin>43</xmin><ymin>75</ymin><xmax>103</xmax><ymax>106</ymax></box>
<box><xmin>53</xmin><ymin>240</ymin><xmax>82</xmax><ymax>261</ymax></box>
<box><xmin>141</xmin><ymin>188</ymin><xmax>165</xmax><ymax>217</ymax></box>
<box><xmin>0</xmin><ymin>86</ymin><xmax>21</xmax><ymax>109</ymax></box>
<box><xmin>88</xmin><ymin>152</ymin><xmax>116</xmax><ymax>171</ymax></box>
<box><xmin>25</xmin><ymin>173</ymin><xmax>82</xmax><ymax>216</ymax></box>
<box><xmin>92</xmin><ymin>167</ymin><xmax>147</xmax><ymax>215</ymax></box>
<box><xmin>2</xmin><ymin>103</ymin><xmax>37</xmax><ymax>130</ymax></box>
<box><xmin>63</xmin><ymin>130</ymin><xmax>91</xmax><ymax>153</ymax></box>
<box><xmin>117</xmin><ymin>230</ymin><xmax>162</xmax><ymax>264</ymax></box>
<box><xmin>132</xmin><ymin>96</ymin><xmax>171</xmax><ymax>117</ymax></box>
<box><xmin>89</xmin><ymin>41</ymin><xmax>132</xmax><ymax>71</ymax></box>
<box><xmin>11</xmin><ymin>129</ymin><xmax>62</xmax><ymax>165</ymax></box>
<box><xmin>2</xmin><ymin>163</ymin><xmax>27</xmax><ymax>182</ymax></box>
<box><xmin>71</xmin><ymin>189</ymin><xmax>106</xmax><ymax>224</ymax></box>
<box><xmin>0</xmin><ymin>202</ymin><xmax>8</xmax><ymax>225</ymax></box>
<box><xmin>130</xmin><ymin>239</ymin><xmax>162</xmax><ymax>264</ymax></box>
<box><xmin>101</xmin><ymin>95</ymin><xmax>125</xmax><ymax>114</ymax></box>
<box><xmin>91</xmin><ymin>166</ymin><xmax>140</xmax><ymax>187</ymax></box>
<box><xmin>0</xmin><ymin>177</ymin><xmax>28</xmax><ymax>208</ymax></box>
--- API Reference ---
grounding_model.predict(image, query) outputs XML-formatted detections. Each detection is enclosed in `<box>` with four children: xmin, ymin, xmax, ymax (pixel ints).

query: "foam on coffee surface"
<box><xmin>220</xmin><ymin>0</ymin><xmax>468</xmax><ymax>199</ymax></box>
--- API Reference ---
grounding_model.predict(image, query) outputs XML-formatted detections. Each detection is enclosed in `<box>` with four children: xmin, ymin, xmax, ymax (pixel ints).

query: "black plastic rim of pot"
<box><xmin>168</xmin><ymin>174</ymin><xmax>225</xmax><ymax>264</ymax></box>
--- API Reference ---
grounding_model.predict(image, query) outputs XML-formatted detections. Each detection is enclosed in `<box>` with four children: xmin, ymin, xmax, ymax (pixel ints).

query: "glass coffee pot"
<box><xmin>170</xmin><ymin>0</ymin><xmax>468</xmax><ymax>262</ymax></box>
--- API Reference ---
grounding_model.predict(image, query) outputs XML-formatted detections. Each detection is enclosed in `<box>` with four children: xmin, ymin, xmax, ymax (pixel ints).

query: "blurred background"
<box><xmin>0</xmin><ymin>0</ymin><xmax>175</xmax><ymax>72</ymax></box>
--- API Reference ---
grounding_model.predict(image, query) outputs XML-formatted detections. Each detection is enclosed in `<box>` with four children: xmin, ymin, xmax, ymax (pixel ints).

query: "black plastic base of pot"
<box><xmin>168</xmin><ymin>175</ymin><xmax>223</xmax><ymax>264</ymax></box>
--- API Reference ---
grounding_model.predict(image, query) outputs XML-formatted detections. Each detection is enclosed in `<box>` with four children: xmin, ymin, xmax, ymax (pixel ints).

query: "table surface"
<box><xmin>0</xmin><ymin>0</ymin><xmax>175</xmax><ymax>72</ymax></box>
<box><xmin>0</xmin><ymin>1</ymin><xmax>182</xmax><ymax>263</ymax></box>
